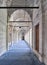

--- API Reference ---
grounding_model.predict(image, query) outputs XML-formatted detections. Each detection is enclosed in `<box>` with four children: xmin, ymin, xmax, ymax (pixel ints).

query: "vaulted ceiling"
<box><xmin>6</xmin><ymin>0</ymin><xmax>34</xmax><ymax>7</ymax></box>
<box><xmin>6</xmin><ymin>0</ymin><xmax>33</xmax><ymax>34</ymax></box>
<box><xmin>0</xmin><ymin>0</ymin><xmax>34</xmax><ymax>18</ymax></box>
<box><xmin>6</xmin><ymin>0</ymin><xmax>34</xmax><ymax>18</ymax></box>
<box><xmin>0</xmin><ymin>0</ymin><xmax>33</xmax><ymax>34</ymax></box>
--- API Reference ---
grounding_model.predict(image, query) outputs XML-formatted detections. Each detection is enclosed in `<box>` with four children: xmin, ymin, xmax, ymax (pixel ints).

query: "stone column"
<box><xmin>17</xmin><ymin>31</ymin><xmax>19</xmax><ymax>42</ymax></box>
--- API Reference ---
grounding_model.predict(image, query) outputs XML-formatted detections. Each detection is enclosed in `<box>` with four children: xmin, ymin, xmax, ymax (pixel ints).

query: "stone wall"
<box><xmin>42</xmin><ymin>0</ymin><xmax>47</xmax><ymax>65</ymax></box>
<box><xmin>33</xmin><ymin>0</ymin><xmax>47</xmax><ymax>65</ymax></box>
<box><xmin>33</xmin><ymin>0</ymin><xmax>43</xmax><ymax>62</ymax></box>
<box><xmin>0</xmin><ymin>9</ymin><xmax>7</xmax><ymax>55</ymax></box>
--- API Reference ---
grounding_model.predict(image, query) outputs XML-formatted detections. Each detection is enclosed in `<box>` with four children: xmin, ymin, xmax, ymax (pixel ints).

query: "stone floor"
<box><xmin>0</xmin><ymin>40</ymin><xmax>45</xmax><ymax>65</ymax></box>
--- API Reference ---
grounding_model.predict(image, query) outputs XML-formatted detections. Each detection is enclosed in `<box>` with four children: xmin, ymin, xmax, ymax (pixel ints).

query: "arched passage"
<box><xmin>8</xmin><ymin>9</ymin><xmax>32</xmax><ymax>49</ymax></box>
<box><xmin>9</xmin><ymin>9</ymin><xmax>31</xmax><ymax>21</ymax></box>
<box><xmin>0</xmin><ymin>0</ymin><xmax>46</xmax><ymax>65</ymax></box>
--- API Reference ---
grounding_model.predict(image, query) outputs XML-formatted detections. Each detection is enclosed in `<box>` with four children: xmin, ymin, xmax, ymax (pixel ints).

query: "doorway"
<box><xmin>35</xmin><ymin>24</ymin><xmax>39</xmax><ymax>52</ymax></box>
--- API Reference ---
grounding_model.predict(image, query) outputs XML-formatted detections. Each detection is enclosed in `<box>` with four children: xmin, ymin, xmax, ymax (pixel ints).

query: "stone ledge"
<box><xmin>33</xmin><ymin>49</ymin><xmax>43</xmax><ymax>62</ymax></box>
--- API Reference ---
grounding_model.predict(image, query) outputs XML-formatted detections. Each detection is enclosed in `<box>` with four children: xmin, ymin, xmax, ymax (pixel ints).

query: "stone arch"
<box><xmin>9</xmin><ymin>9</ymin><xmax>31</xmax><ymax>21</ymax></box>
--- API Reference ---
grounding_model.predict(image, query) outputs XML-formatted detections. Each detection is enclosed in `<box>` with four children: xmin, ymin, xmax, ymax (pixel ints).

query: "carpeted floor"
<box><xmin>0</xmin><ymin>40</ymin><xmax>45</xmax><ymax>65</ymax></box>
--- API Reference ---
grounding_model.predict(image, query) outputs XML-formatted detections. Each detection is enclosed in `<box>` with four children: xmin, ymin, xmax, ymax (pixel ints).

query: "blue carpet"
<box><xmin>0</xmin><ymin>40</ymin><xmax>45</xmax><ymax>65</ymax></box>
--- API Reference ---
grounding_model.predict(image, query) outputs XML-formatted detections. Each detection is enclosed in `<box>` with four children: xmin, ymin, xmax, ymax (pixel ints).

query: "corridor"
<box><xmin>0</xmin><ymin>40</ymin><xmax>44</xmax><ymax>65</ymax></box>
<box><xmin>0</xmin><ymin>0</ymin><xmax>47</xmax><ymax>65</ymax></box>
